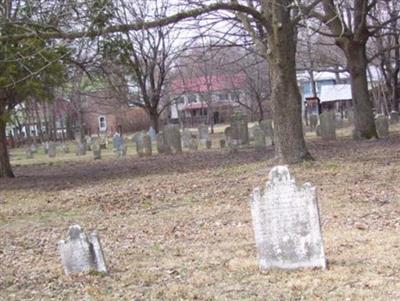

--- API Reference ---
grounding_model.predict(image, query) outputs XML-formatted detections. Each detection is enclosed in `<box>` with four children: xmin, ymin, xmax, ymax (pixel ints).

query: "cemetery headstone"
<box><xmin>390</xmin><ymin>111</ymin><xmax>399</xmax><ymax>124</ymax></box>
<box><xmin>219</xmin><ymin>139</ymin><xmax>226</xmax><ymax>148</ymax></box>
<box><xmin>59</xmin><ymin>225</ymin><xmax>107</xmax><ymax>275</ymax></box>
<box><xmin>85</xmin><ymin>136</ymin><xmax>92</xmax><ymax>151</ymax></box>
<box><xmin>156</xmin><ymin>132</ymin><xmax>171</xmax><ymax>154</ymax></box>
<box><xmin>30</xmin><ymin>144</ymin><xmax>37</xmax><ymax>153</ymax></box>
<box><xmin>319</xmin><ymin>111</ymin><xmax>336</xmax><ymax>140</ymax></box>
<box><xmin>198</xmin><ymin>124</ymin><xmax>209</xmax><ymax>143</ymax></box>
<box><xmin>259</xmin><ymin>119</ymin><xmax>274</xmax><ymax>146</ymax></box>
<box><xmin>250</xmin><ymin>165</ymin><xmax>326</xmax><ymax>270</ymax></box>
<box><xmin>181</xmin><ymin>129</ymin><xmax>193</xmax><ymax>149</ymax></box>
<box><xmin>163</xmin><ymin>124</ymin><xmax>182</xmax><ymax>154</ymax></box>
<box><xmin>99</xmin><ymin>134</ymin><xmax>107</xmax><ymax>149</ymax></box>
<box><xmin>253</xmin><ymin>125</ymin><xmax>266</xmax><ymax>151</ymax></box>
<box><xmin>136</xmin><ymin>132</ymin><xmax>152</xmax><ymax>157</ymax></box>
<box><xmin>48</xmin><ymin>142</ymin><xmax>56</xmax><ymax>158</ymax></box>
<box><xmin>315</xmin><ymin>124</ymin><xmax>321</xmax><ymax>137</ymax></box>
<box><xmin>224</xmin><ymin>126</ymin><xmax>232</xmax><ymax>145</ymax></box>
<box><xmin>75</xmin><ymin>143</ymin><xmax>86</xmax><ymax>156</ymax></box>
<box><xmin>230</xmin><ymin>112</ymin><xmax>249</xmax><ymax>145</ymax></box>
<box><xmin>112</xmin><ymin>133</ymin><xmax>124</xmax><ymax>150</ymax></box>
<box><xmin>206</xmin><ymin>139</ymin><xmax>212</xmax><ymax>149</ymax></box>
<box><xmin>93</xmin><ymin>142</ymin><xmax>101</xmax><ymax>160</ymax></box>
<box><xmin>309</xmin><ymin>115</ymin><xmax>318</xmax><ymax>130</ymax></box>
<box><xmin>61</xmin><ymin>144</ymin><xmax>70</xmax><ymax>154</ymax></box>
<box><xmin>43</xmin><ymin>142</ymin><xmax>49</xmax><ymax>154</ymax></box>
<box><xmin>25</xmin><ymin>148</ymin><xmax>34</xmax><ymax>159</ymax></box>
<box><xmin>375</xmin><ymin>114</ymin><xmax>389</xmax><ymax>138</ymax></box>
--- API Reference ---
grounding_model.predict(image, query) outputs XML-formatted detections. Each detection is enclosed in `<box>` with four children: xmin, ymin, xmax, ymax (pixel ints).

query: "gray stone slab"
<box><xmin>59</xmin><ymin>225</ymin><xmax>107</xmax><ymax>275</ymax></box>
<box><xmin>375</xmin><ymin>114</ymin><xmax>389</xmax><ymax>138</ymax></box>
<box><xmin>320</xmin><ymin>111</ymin><xmax>336</xmax><ymax>140</ymax></box>
<box><xmin>250</xmin><ymin>166</ymin><xmax>326</xmax><ymax>270</ymax></box>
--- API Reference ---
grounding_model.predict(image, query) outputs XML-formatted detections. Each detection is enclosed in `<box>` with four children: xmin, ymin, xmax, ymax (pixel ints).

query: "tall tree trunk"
<box><xmin>0</xmin><ymin>117</ymin><xmax>14</xmax><ymax>178</ymax></box>
<box><xmin>267</xmin><ymin>6</ymin><xmax>312</xmax><ymax>163</ymax></box>
<box><xmin>149</xmin><ymin>111</ymin><xmax>159</xmax><ymax>133</ymax></box>
<box><xmin>343</xmin><ymin>41</ymin><xmax>377</xmax><ymax>139</ymax></box>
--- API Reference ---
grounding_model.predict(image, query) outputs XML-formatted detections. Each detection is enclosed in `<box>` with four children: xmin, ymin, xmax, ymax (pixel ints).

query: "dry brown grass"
<box><xmin>1</xmin><ymin>129</ymin><xmax>400</xmax><ymax>300</ymax></box>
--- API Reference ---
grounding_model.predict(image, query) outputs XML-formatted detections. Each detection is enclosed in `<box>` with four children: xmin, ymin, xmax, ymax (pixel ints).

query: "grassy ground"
<box><xmin>1</xmin><ymin>125</ymin><xmax>400</xmax><ymax>300</ymax></box>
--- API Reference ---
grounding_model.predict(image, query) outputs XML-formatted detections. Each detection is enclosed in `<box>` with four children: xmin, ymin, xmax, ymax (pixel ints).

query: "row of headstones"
<box><xmin>224</xmin><ymin>112</ymin><xmax>274</xmax><ymax>152</ymax></box>
<box><xmin>316</xmin><ymin>111</ymin><xmax>399</xmax><ymax>140</ymax></box>
<box><xmin>59</xmin><ymin>165</ymin><xmax>326</xmax><ymax>275</ymax></box>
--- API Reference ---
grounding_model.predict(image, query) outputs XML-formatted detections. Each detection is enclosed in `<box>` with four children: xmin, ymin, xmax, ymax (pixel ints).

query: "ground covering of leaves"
<box><xmin>1</xmin><ymin>130</ymin><xmax>400</xmax><ymax>300</ymax></box>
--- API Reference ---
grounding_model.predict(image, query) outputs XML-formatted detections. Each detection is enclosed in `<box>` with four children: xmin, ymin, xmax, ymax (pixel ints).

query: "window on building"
<box><xmin>188</xmin><ymin>94</ymin><xmax>197</xmax><ymax>103</ymax></box>
<box><xmin>218</xmin><ymin>93</ymin><xmax>229</xmax><ymax>101</ymax></box>
<box><xmin>98</xmin><ymin>116</ymin><xmax>107</xmax><ymax>131</ymax></box>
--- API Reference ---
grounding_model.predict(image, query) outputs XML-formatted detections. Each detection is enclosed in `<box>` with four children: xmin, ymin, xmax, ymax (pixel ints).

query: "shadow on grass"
<box><xmin>1</xmin><ymin>148</ymin><xmax>274</xmax><ymax>192</ymax></box>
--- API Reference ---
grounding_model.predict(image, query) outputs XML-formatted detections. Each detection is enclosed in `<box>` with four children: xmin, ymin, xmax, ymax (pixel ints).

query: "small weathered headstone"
<box><xmin>93</xmin><ymin>143</ymin><xmax>101</xmax><ymax>160</ymax></box>
<box><xmin>319</xmin><ymin>111</ymin><xmax>336</xmax><ymax>140</ymax></box>
<box><xmin>224</xmin><ymin>126</ymin><xmax>232</xmax><ymax>145</ymax></box>
<box><xmin>112</xmin><ymin>133</ymin><xmax>124</xmax><ymax>151</ymax></box>
<box><xmin>99</xmin><ymin>135</ymin><xmax>107</xmax><ymax>149</ymax></box>
<box><xmin>198</xmin><ymin>124</ymin><xmax>209</xmax><ymax>142</ymax></box>
<box><xmin>206</xmin><ymin>139</ymin><xmax>212</xmax><ymax>149</ymax></box>
<box><xmin>315</xmin><ymin>124</ymin><xmax>321</xmax><ymax>137</ymax></box>
<box><xmin>163</xmin><ymin>124</ymin><xmax>182</xmax><ymax>154</ymax></box>
<box><xmin>43</xmin><ymin>142</ymin><xmax>49</xmax><ymax>154</ymax></box>
<box><xmin>75</xmin><ymin>143</ymin><xmax>86</xmax><ymax>156</ymax></box>
<box><xmin>230</xmin><ymin>112</ymin><xmax>249</xmax><ymax>145</ymax></box>
<box><xmin>375</xmin><ymin>114</ymin><xmax>389</xmax><ymax>138</ymax></box>
<box><xmin>48</xmin><ymin>143</ymin><xmax>56</xmax><ymax>158</ymax></box>
<box><xmin>182</xmin><ymin>130</ymin><xmax>198</xmax><ymax>151</ymax></box>
<box><xmin>136</xmin><ymin>132</ymin><xmax>152</xmax><ymax>157</ymax></box>
<box><xmin>250</xmin><ymin>166</ymin><xmax>326</xmax><ymax>270</ymax></box>
<box><xmin>156</xmin><ymin>132</ymin><xmax>171</xmax><ymax>154</ymax></box>
<box><xmin>30</xmin><ymin>144</ymin><xmax>37</xmax><ymax>153</ymax></box>
<box><xmin>390</xmin><ymin>111</ymin><xmax>399</xmax><ymax>124</ymax></box>
<box><xmin>61</xmin><ymin>144</ymin><xmax>70</xmax><ymax>154</ymax></box>
<box><xmin>309</xmin><ymin>115</ymin><xmax>318</xmax><ymax>130</ymax></box>
<box><xmin>253</xmin><ymin>125</ymin><xmax>266</xmax><ymax>151</ymax></box>
<box><xmin>219</xmin><ymin>139</ymin><xmax>226</xmax><ymax>148</ymax></box>
<box><xmin>85</xmin><ymin>136</ymin><xmax>92</xmax><ymax>151</ymax></box>
<box><xmin>25</xmin><ymin>148</ymin><xmax>34</xmax><ymax>159</ymax></box>
<box><xmin>59</xmin><ymin>225</ymin><xmax>107</xmax><ymax>275</ymax></box>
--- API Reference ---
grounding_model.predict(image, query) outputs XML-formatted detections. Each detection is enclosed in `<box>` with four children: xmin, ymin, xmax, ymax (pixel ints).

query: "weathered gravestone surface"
<box><xmin>390</xmin><ymin>111</ymin><xmax>399</xmax><ymax>124</ymax></box>
<box><xmin>319</xmin><ymin>111</ymin><xmax>336</xmax><ymax>140</ymax></box>
<box><xmin>75</xmin><ymin>143</ymin><xmax>86</xmax><ymax>156</ymax></box>
<box><xmin>136</xmin><ymin>132</ymin><xmax>152</xmax><ymax>157</ymax></box>
<box><xmin>163</xmin><ymin>124</ymin><xmax>182</xmax><ymax>154</ymax></box>
<box><xmin>309</xmin><ymin>115</ymin><xmax>318</xmax><ymax>130</ymax></box>
<box><xmin>112</xmin><ymin>134</ymin><xmax>124</xmax><ymax>150</ymax></box>
<box><xmin>59</xmin><ymin>225</ymin><xmax>107</xmax><ymax>275</ymax></box>
<box><xmin>30</xmin><ymin>144</ymin><xmax>37</xmax><ymax>153</ymax></box>
<box><xmin>48</xmin><ymin>143</ymin><xmax>56</xmax><ymax>158</ymax></box>
<box><xmin>99</xmin><ymin>134</ymin><xmax>107</xmax><ymax>149</ymax></box>
<box><xmin>198</xmin><ymin>124</ymin><xmax>209</xmax><ymax>143</ymax></box>
<box><xmin>182</xmin><ymin>130</ymin><xmax>198</xmax><ymax>150</ymax></box>
<box><xmin>43</xmin><ymin>142</ymin><xmax>49</xmax><ymax>154</ymax></box>
<box><xmin>25</xmin><ymin>148</ymin><xmax>34</xmax><ymax>159</ymax></box>
<box><xmin>253</xmin><ymin>125</ymin><xmax>266</xmax><ymax>151</ymax></box>
<box><xmin>61</xmin><ymin>144</ymin><xmax>70</xmax><ymax>154</ymax></box>
<box><xmin>230</xmin><ymin>112</ymin><xmax>249</xmax><ymax>145</ymax></box>
<box><xmin>224</xmin><ymin>126</ymin><xmax>232</xmax><ymax>145</ymax></box>
<box><xmin>250</xmin><ymin>165</ymin><xmax>326</xmax><ymax>270</ymax></box>
<box><xmin>156</xmin><ymin>132</ymin><xmax>171</xmax><ymax>154</ymax></box>
<box><xmin>315</xmin><ymin>124</ymin><xmax>321</xmax><ymax>137</ymax></box>
<box><xmin>92</xmin><ymin>142</ymin><xmax>101</xmax><ymax>160</ymax></box>
<box><xmin>219</xmin><ymin>139</ymin><xmax>226</xmax><ymax>148</ymax></box>
<box><xmin>85</xmin><ymin>136</ymin><xmax>92</xmax><ymax>151</ymax></box>
<box><xmin>375</xmin><ymin>114</ymin><xmax>389</xmax><ymax>138</ymax></box>
<box><xmin>260</xmin><ymin>119</ymin><xmax>274</xmax><ymax>146</ymax></box>
<box><xmin>206</xmin><ymin>139</ymin><xmax>212</xmax><ymax>149</ymax></box>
